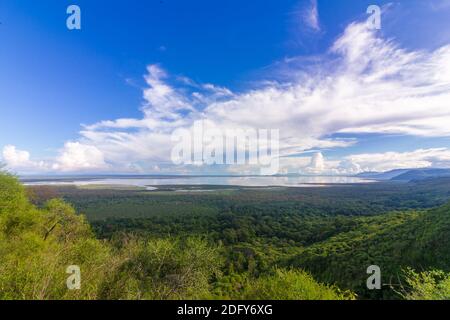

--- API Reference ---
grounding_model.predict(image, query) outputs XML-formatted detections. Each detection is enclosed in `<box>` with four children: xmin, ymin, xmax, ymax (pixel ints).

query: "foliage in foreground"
<box><xmin>239</xmin><ymin>269</ymin><xmax>354</xmax><ymax>300</ymax></box>
<box><xmin>289</xmin><ymin>201</ymin><xmax>450</xmax><ymax>299</ymax></box>
<box><xmin>0</xmin><ymin>172</ymin><xmax>348</xmax><ymax>300</ymax></box>
<box><xmin>402</xmin><ymin>268</ymin><xmax>450</xmax><ymax>300</ymax></box>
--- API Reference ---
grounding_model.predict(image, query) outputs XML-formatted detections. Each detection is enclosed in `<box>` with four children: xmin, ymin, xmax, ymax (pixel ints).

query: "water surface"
<box><xmin>22</xmin><ymin>175</ymin><xmax>374</xmax><ymax>188</ymax></box>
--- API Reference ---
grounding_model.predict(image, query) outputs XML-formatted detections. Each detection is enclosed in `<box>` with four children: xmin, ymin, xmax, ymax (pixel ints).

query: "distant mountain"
<box><xmin>356</xmin><ymin>169</ymin><xmax>411</xmax><ymax>180</ymax></box>
<box><xmin>392</xmin><ymin>168</ymin><xmax>450</xmax><ymax>181</ymax></box>
<box><xmin>354</xmin><ymin>171</ymin><xmax>380</xmax><ymax>177</ymax></box>
<box><xmin>357</xmin><ymin>168</ymin><xmax>450</xmax><ymax>182</ymax></box>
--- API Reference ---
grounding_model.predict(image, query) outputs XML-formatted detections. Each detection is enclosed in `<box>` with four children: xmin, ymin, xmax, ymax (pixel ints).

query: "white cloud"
<box><xmin>336</xmin><ymin>159</ymin><xmax>361</xmax><ymax>175</ymax></box>
<box><xmin>342</xmin><ymin>148</ymin><xmax>450</xmax><ymax>173</ymax></box>
<box><xmin>286</xmin><ymin>148</ymin><xmax>450</xmax><ymax>175</ymax></box>
<box><xmin>1</xmin><ymin>143</ymin><xmax>107</xmax><ymax>173</ymax></box>
<box><xmin>52</xmin><ymin>142</ymin><xmax>107</xmax><ymax>172</ymax></box>
<box><xmin>1</xmin><ymin>145</ymin><xmax>48</xmax><ymax>173</ymax></box>
<box><xmin>303</xmin><ymin>152</ymin><xmax>325</xmax><ymax>174</ymax></box>
<box><xmin>2</xmin><ymin>145</ymin><xmax>30</xmax><ymax>167</ymax></box>
<box><xmin>303</xmin><ymin>0</ymin><xmax>320</xmax><ymax>32</ymax></box>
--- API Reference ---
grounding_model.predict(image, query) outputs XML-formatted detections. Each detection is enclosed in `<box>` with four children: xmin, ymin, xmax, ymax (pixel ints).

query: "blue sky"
<box><xmin>1</xmin><ymin>0</ymin><xmax>450</xmax><ymax>174</ymax></box>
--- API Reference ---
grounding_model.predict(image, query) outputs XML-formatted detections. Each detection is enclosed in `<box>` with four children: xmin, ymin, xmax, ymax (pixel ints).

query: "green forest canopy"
<box><xmin>1</xmin><ymin>172</ymin><xmax>449</xmax><ymax>300</ymax></box>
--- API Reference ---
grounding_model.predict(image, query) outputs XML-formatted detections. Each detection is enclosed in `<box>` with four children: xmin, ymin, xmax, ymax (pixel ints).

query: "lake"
<box><xmin>21</xmin><ymin>175</ymin><xmax>375</xmax><ymax>189</ymax></box>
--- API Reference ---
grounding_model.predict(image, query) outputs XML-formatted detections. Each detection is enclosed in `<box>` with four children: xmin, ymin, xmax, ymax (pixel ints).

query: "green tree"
<box><xmin>0</xmin><ymin>172</ymin><xmax>112</xmax><ymax>299</ymax></box>
<box><xmin>239</xmin><ymin>269</ymin><xmax>354</xmax><ymax>300</ymax></box>
<box><xmin>402</xmin><ymin>268</ymin><xmax>450</xmax><ymax>300</ymax></box>
<box><xmin>99</xmin><ymin>237</ymin><xmax>221</xmax><ymax>299</ymax></box>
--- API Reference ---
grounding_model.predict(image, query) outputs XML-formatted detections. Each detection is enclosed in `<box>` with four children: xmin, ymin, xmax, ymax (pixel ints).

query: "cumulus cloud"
<box><xmin>303</xmin><ymin>152</ymin><xmax>325</xmax><ymax>174</ymax></box>
<box><xmin>52</xmin><ymin>142</ymin><xmax>107</xmax><ymax>172</ymax></box>
<box><xmin>1</xmin><ymin>143</ymin><xmax>107</xmax><ymax>173</ymax></box>
<box><xmin>3</xmin><ymin>19</ymin><xmax>450</xmax><ymax>174</ymax></box>
<box><xmin>1</xmin><ymin>145</ymin><xmax>48</xmax><ymax>173</ymax></box>
<box><xmin>2</xmin><ymin>145</ymin><xmax>31</xmax><ymax>167</ymax></box>
<box><xmin>342</xmin><ymin>148</ymin><xmax>450</xmax><ymax>173</ymax></box>
<box><xmin>287</xmin><ymin>148</ymin><xmax>450</xmax><ymax>175</ymax></box>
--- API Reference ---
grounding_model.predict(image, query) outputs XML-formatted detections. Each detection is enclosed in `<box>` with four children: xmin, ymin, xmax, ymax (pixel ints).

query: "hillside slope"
<box><xmin>357</xmin><ymin>168</ymin><xmax>450</xmax><ymax>181</ymax></box>
<box><xmin>289</xmin><ymin>203</ymin><xmax>450</xmax><ymax>298</ymax></box>
<box><xmin>392</xmin><ymin>169</ymin><xmax>450</xmax><ymax>181</ymax></box>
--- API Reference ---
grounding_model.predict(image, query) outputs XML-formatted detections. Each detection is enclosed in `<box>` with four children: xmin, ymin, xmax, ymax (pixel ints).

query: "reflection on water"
<box><xmin>23</xmin><ymin>175</ymin><xmax>374</xmax><ymax>188</ymax></box>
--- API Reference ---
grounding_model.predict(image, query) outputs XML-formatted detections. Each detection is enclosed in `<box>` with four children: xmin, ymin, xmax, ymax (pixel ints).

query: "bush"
<box><xmin>0</xmin><ymin>172</ymin><xmax>112</xmax><ymax>299</ymax></box>
<box><xmin>239</xmin><ymin>269</ymin><xmax>354</xmax><ymax>300</ymax></box>
<box><xmin>99</xmin><ymin>237</ymin><xmax>221</xmax><ymax>299</ymax></box>
<box><xmin>402</xmin><ymin>268</ymin><xmax>450</xmax><ymax>300</ymax></box>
